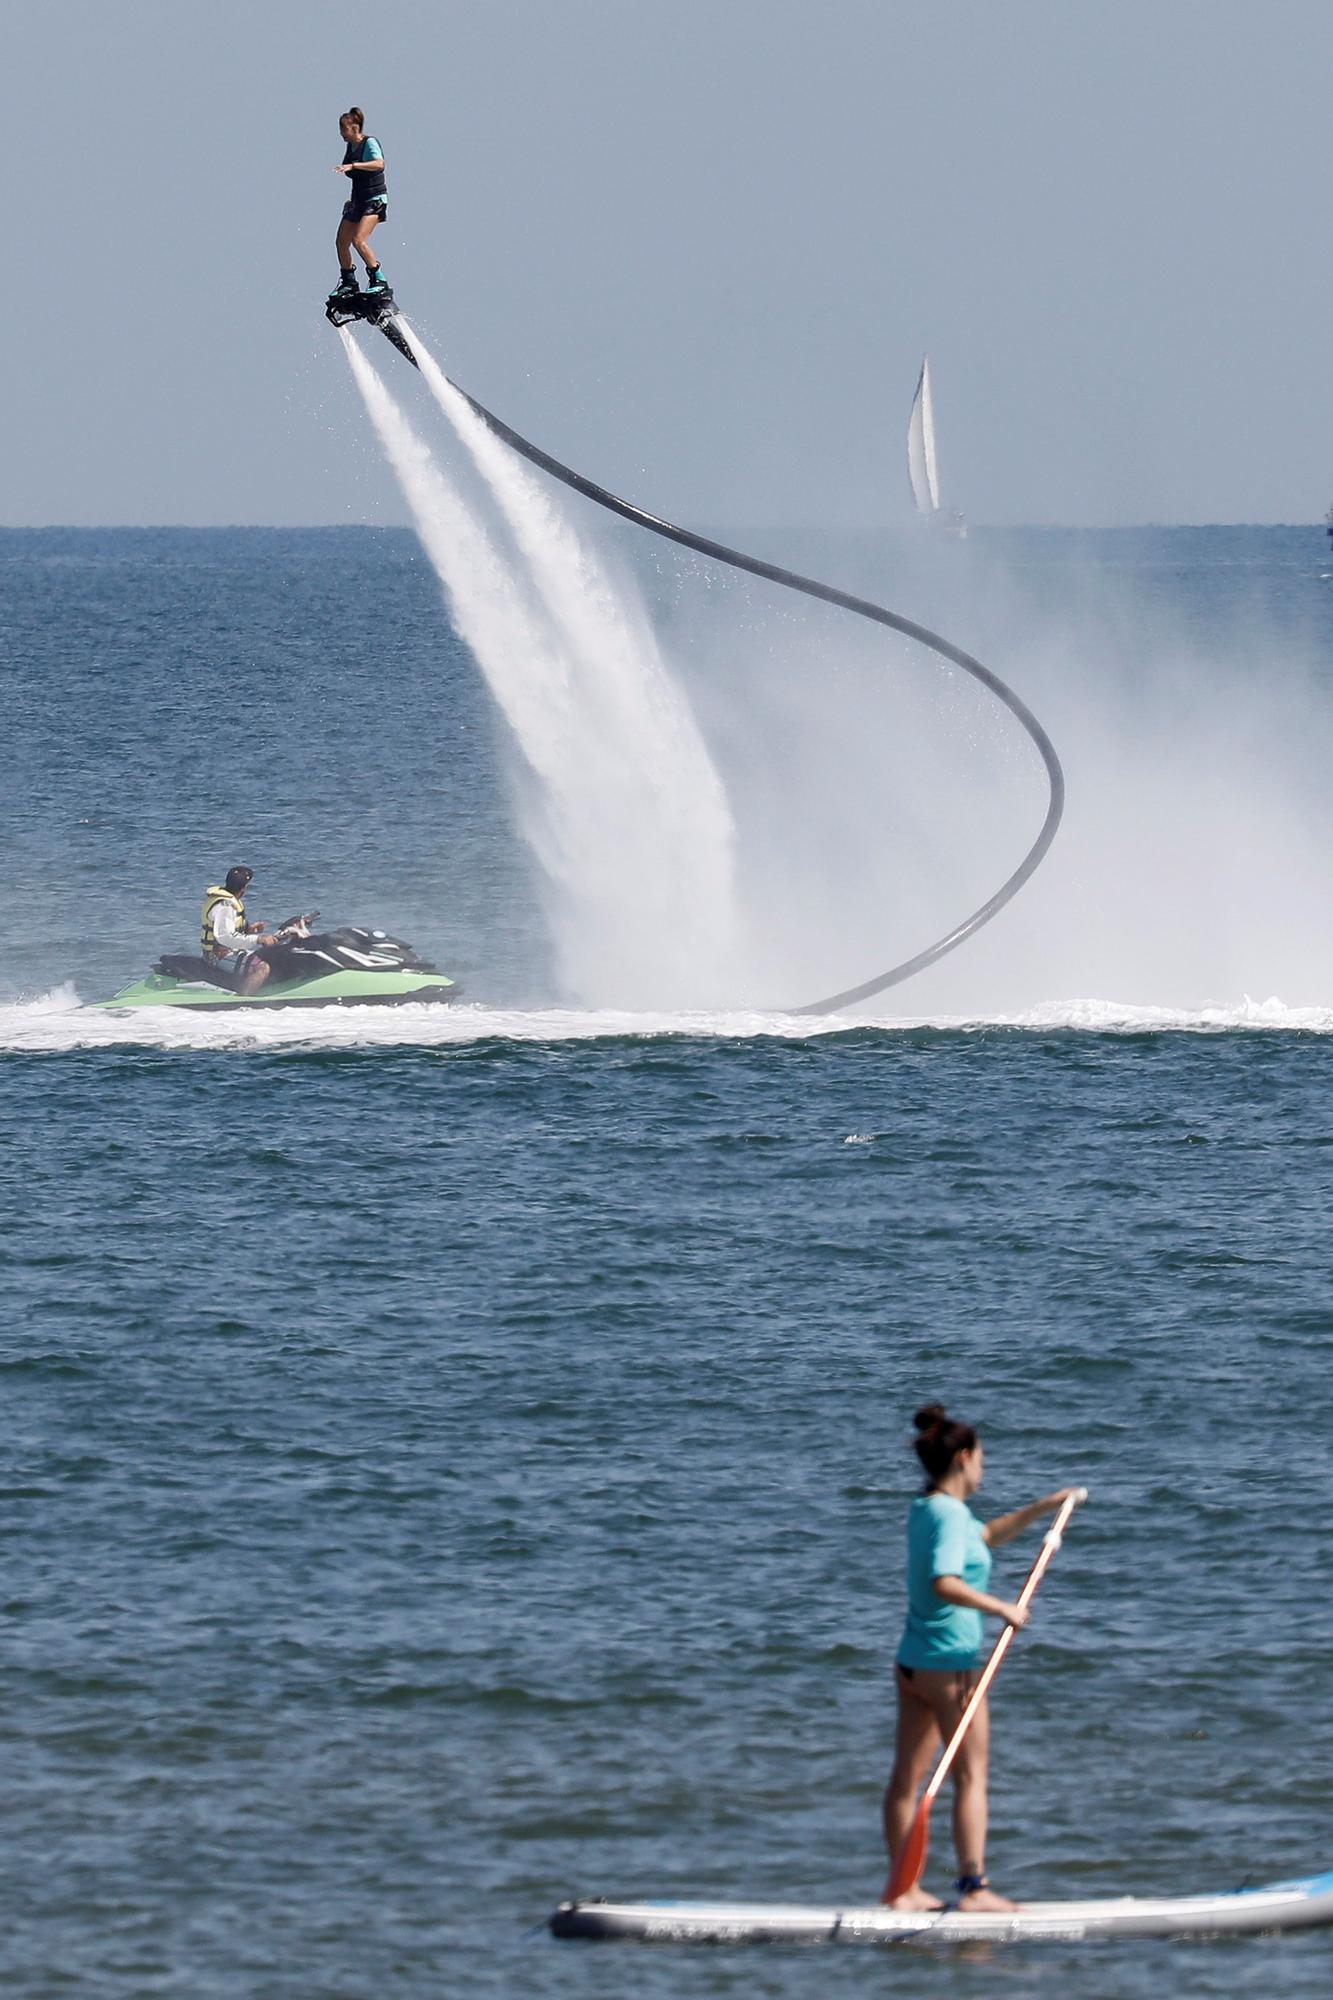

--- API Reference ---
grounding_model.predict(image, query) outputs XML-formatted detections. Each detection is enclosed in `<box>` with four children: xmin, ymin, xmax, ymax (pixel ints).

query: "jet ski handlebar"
<box><xmin>271</xmin><ymin>910</ymin><xmax>320</xmax><ymax>940</ymax></box>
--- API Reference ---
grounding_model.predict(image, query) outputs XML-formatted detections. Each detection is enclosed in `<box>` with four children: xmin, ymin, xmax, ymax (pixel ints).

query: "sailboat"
<box><xmin>907</xmin><ymin>356</ymin><xmax>967</xmax><ymax>538</ymax></box>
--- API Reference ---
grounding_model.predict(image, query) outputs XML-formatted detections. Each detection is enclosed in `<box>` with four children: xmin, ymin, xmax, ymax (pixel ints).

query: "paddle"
<box><xmin>882</xmin><ymin>1486</ymin><xmax>1088</xmax><ymax>1906</ymax></box>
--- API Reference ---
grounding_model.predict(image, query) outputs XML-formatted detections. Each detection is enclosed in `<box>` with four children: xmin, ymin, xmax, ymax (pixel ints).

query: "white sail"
<box><xmin>906</xmin><ymin>356</ymin><xmax>940</xmax><ymax>515</ymax></box>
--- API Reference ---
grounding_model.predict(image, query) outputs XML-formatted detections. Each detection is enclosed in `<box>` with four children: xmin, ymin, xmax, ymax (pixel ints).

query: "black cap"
<box><xmin>225</xmin><ymin>866</ymin><xmax>254</xmax><ymax>894</ymax></box>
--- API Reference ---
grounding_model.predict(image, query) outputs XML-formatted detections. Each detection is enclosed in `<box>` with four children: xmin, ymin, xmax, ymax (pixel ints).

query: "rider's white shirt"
<box><xmin>211</xmin><ymin>901</ymin><xmax>261</xmax><ymax>955</ymax></box>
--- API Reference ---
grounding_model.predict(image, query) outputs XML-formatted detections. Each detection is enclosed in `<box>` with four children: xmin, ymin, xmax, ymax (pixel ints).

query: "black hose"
<box><xmin>434</xmin><ymin>368</ymin><xmax>1065</xmax><ymax>1014</ymax></box>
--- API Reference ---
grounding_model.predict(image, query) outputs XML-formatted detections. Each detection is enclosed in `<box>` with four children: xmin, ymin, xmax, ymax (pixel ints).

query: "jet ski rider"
<box><xmin>331</xmin><ymin>106</ymin><xmax>390</xmax><ymax>300</ymax></box>
<box><xmin>201</xmin><ymin>866</ymin><xmax>292</xmax><ymax>995</ymax></box>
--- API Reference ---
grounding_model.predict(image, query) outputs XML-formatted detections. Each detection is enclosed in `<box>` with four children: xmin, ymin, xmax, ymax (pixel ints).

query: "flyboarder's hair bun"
<box><xmin>911</xmin><ymin>1404</ymin><xmax>979</xmax><ymax>1485</ymax></box>
<box><xmin>344</xmin><ymin>106</ymin><xmax>365</xmax><ymax>127</ymax></box>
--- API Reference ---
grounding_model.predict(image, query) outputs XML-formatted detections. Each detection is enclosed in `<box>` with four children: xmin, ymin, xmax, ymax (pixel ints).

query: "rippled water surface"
<box><xmin>1</xmin><ymin>529</ymin><xmax>1331</xmax><ymax>1998</ymax></box>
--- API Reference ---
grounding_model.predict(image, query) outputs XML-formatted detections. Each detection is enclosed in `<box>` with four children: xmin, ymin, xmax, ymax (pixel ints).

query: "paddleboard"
<box><xmin>550</xmin><ymin>1867</ymin><xmax>1333</xmax><ymax>1944</ymax></box>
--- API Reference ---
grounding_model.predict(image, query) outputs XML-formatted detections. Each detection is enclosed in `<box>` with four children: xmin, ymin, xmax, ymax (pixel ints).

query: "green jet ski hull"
<box><xmin>92</xmin><ymin>968</ymin><xmax>459</xmax><ymax>1011</ymax></box>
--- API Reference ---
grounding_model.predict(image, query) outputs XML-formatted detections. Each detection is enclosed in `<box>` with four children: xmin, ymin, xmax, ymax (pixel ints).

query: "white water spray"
<box><xmin>342</xmin><ymin>331</ymin><xmax>737</xmax><ymax>1005</ymax></box>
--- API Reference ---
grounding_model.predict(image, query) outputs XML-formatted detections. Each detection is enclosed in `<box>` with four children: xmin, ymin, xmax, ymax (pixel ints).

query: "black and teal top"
<box><xmin>343</xmin><ymin>135</ymin><xmax>386</xmax><ymax>201</ymax></box>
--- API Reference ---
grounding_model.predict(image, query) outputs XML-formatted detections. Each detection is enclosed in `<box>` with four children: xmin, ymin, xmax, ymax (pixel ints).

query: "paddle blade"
<box><xmin>881</xmin><ymin>1798</ymin><xmax>932</xmax><ymax>1905</ymax></box>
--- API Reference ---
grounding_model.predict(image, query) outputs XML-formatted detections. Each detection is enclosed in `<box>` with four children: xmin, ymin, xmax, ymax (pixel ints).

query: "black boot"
<box><xmin>330</xmin><ymin>269</ymin><xmax>360</xmax><ymax>299</ymax></box>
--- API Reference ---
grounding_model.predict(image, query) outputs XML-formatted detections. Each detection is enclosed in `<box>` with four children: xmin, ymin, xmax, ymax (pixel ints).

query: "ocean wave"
<box><xmin>0</xmin><ymin>988</ymin><xmax>1329</xmax><ymax>1052</ymax></box>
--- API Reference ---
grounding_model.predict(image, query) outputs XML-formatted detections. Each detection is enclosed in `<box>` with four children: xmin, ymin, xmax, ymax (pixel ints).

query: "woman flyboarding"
<box><xmin>881</xmin><ymin>1404</ymin><xmax>1080</xmax><ymax>1913</ymax></box>
<box><xmin>331</xmin><ymin>107</ymin><xmax>390</xmax><ymax>300</ymax></box>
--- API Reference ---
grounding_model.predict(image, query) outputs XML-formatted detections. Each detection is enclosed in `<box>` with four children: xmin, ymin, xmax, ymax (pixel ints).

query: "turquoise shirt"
<box><xmin>897</xmin><ymin>1492</ymin><xmax>992</xmax><ymax>1671</ymax></box>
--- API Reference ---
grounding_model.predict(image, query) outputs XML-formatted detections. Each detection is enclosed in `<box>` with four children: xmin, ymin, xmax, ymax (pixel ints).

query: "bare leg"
<box><xmin>353</xmin><ymin>212</ymin><xmax>382</xmax><ymax>271</ymax></box>
<box><xmin>949</xmin><ymin>1697</ymin><xmax>1014</xmax><ymax>1910</ymax></box>
<box><xmin>894</xmin><ymin>1668</ymin><xmax>1017</xmax><ymax>1912</ymax></box>
<box><xmin>880</xmin><ymin>1669</ymin><xmax>945</xmax><ymax>1910</ymax></box>
<box><xmin>238</xmin><ymin>955</ymin><xmax>272</xmax><ymax>994</ymax></box>
<box><xmin>335</xmin><ymin>216</ymin><xmax>357</xmax><ymax>272</ymax></box>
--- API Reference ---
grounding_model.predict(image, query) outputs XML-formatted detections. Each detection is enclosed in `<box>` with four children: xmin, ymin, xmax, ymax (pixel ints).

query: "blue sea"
<box><xmin>1</xmin><ymin>521</ymin><xmax>1331</xmax><ymax>1997</ymax></box>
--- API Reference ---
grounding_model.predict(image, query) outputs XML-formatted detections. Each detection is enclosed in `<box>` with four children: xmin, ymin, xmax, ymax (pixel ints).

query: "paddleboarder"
<box><xmin>882</xmin><ymin>1404</ymin><xmax>1080</xmax><ymax>1912</ymax></box>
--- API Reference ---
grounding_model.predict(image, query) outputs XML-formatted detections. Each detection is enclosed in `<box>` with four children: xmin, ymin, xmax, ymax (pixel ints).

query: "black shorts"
<box><xmin>342</xmin><ymin>196</ymin><xmax>387</xmax><ymax>224</ymax></box>
<box><xmin>897</xmin><ymin>1660</ymin><xmax>981</xmax><ymax>1689</ymax></box>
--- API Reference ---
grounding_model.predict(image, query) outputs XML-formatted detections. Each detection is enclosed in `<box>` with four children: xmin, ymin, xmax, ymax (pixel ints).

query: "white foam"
<box><xmin>1</xmin><ymin>989</ymin><xmax>1328</xmax><ymax>1053</ymax></box>
<box><xmin>1007</xmin><ymin>995</ymin><xmax>1333</xmax><ymax>1034</ymax></box>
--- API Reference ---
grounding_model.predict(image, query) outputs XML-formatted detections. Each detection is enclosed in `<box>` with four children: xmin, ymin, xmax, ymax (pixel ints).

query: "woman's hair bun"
<box><xmin>346</xmin><ymin>105</ymin><xmax>365</xmax><ymax>123</ymax></box>
<box><xmin>910</xmin><ymin>1403</ymin><xmax>978</xmax><ymax>1484</ymax></box>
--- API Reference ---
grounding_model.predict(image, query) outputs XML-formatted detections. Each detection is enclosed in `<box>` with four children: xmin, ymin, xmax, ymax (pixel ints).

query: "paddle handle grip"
<box><xmin>1030</xmin><ymin>1486</ymin><xmax>1088</xmax><ymax>1566</ymax></box>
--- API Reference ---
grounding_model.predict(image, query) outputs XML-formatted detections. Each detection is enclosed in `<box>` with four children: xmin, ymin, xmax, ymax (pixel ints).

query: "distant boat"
<box><xmin>1325</xmin><ymin>502</ymin><xmax>1333</xmax><ymax>543</ymax></box>
<box><xmin>907</xmin><ymin>356</ymin><xmax>967</xmax><ymax>538</ymax></box>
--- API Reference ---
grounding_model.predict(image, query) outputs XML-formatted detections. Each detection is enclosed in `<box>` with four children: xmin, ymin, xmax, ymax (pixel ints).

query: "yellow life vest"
<box><xmin>201</xmin><ymin>886</ymin><xmax>246</xmax><ymax>955</ymax></box>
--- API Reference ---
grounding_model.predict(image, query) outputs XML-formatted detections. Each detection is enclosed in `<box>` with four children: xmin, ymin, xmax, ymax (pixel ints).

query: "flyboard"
<box><xmin>328</xmin><ymin>295</ymin><xmax>1067</xmax><ymax>1013</ymax></box>
<box><xmin>550</xmin><ymin>1870</ymin><xmax>1333</xmax><ymax>1945</ymax></box>
<box><xmin>325</xmin><ymin>285</ymin><xmax>418</xmax><ymax>369</ymax></box>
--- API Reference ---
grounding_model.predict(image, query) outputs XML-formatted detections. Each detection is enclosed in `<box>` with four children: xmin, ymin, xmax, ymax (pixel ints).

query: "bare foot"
<box><xmin>882</xmin><ymin>1886</ymin><xmax>945</xmax><ymax>1912</ymax></box>
<box><xmin>957</xmin><ymin>1886</ymin><xmax>1019</xmax><ymax>1912</ymax></box>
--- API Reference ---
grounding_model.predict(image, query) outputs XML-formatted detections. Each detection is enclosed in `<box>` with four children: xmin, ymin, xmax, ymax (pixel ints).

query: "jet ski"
<box><xmin>325</xmin><ymin>282</ymin><xmax>418</xmax><ymax>368</ymax></box>
<box><xmin>93</xmin><ymin>923</ymin><xmax>459</xmax><ymax>1011</ymax></box>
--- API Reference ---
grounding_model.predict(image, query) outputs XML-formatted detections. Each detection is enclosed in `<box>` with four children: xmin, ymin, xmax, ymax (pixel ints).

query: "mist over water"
<box><xmin>340</xmin><ymin>332</ymin><xmax>1333</xmax><ymax>1024</ymax></box>
<box><xmin>629</xmin><ymin>524</ymin><xmax>1333</xmax><ymax>1017</ymax></box>
<box><xmin>912</xmin><ymin>531</ymin><xmax>1333</xmax><ymax>1012</ymax></box>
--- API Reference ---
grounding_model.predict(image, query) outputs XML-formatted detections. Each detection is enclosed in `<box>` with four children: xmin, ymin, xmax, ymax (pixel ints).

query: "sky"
<box><xmin>8</xmin><ymin>0</ymin><xmax>1332</xmax><ymax>528</ymax></box>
